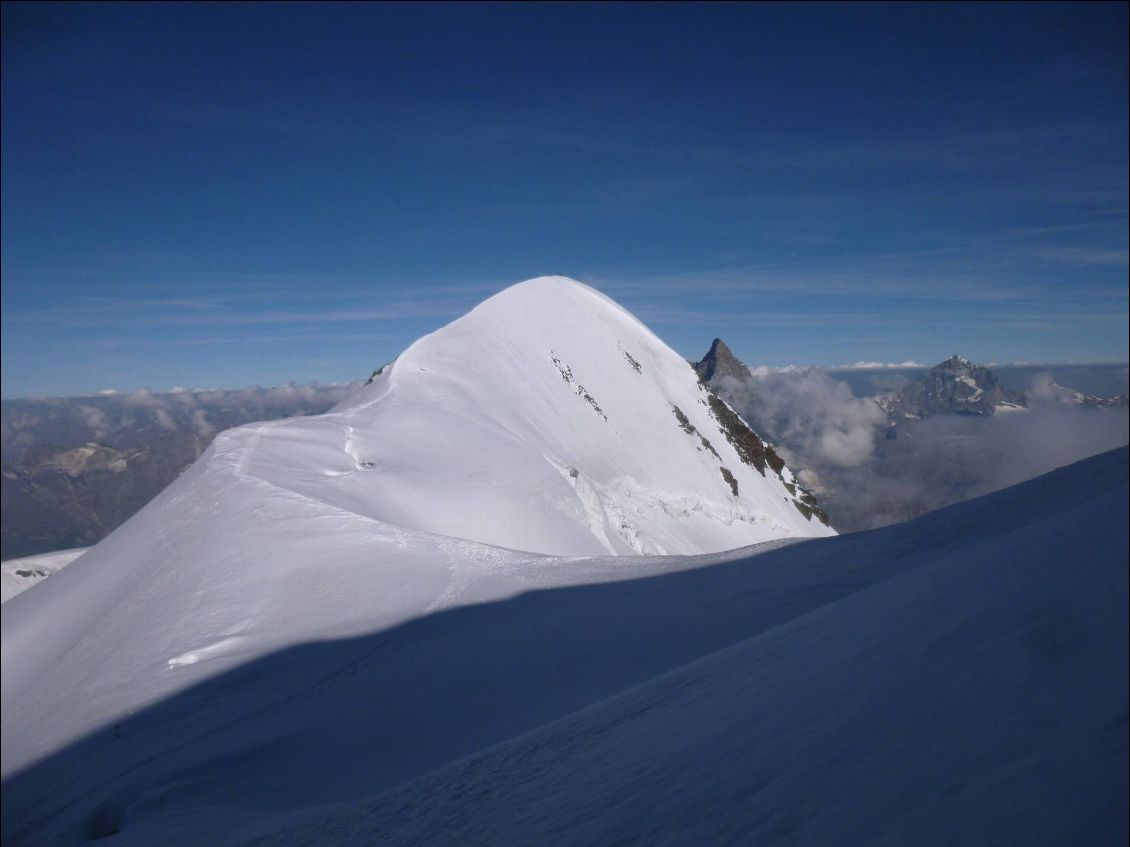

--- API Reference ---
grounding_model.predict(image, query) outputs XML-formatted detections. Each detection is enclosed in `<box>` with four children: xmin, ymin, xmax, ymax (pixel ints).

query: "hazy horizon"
<box><xmin>2</xmin><ymin>349</ymin><xmax>1127</xmax><ymax>401</ymax></box>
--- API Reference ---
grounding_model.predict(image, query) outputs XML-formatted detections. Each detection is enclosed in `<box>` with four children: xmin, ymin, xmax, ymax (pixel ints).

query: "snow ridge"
<box><xmin>250</xmin><ymin>276</ymin><xmax>832</xmax><ymax>556</ymax></box>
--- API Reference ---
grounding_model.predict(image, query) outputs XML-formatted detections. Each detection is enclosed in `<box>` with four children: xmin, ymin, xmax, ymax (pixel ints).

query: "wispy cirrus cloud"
<box><xmin>1028</xmin><ymin>246</ymin><xmax>1129</xmax><ymax>266</ymax></box>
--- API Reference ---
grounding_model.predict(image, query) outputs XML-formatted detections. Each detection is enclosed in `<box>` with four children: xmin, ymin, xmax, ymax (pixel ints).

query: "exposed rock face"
<box><xmin>881</xmin><ymin>355</ymin><xmax>1027</xmax><ymax>419</ymax></box>
<box><xmin>366</xmin><ymin>361</ymin><xmax>394</xmax><ymax>384</ymax></box>
<box><xmin>690</xmin><ymin>339</ymin><xmax>828</xmax><ymax>525</ymax></box>
<box><xmin>694</xmin><ymin>338</ymin><xmax>751</xmax><ymax>383</ymax></box>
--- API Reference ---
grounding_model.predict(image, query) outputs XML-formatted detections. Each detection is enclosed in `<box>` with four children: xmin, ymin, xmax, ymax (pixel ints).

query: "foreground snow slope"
<box><xmin>261</xmin><ymin>449</ymin><xmax>1127</xmax><ymax>847</ymax></box>
<box><xmin>2</xmin><ymin>448</ymin><xmax>1125</xmax><ymax>846</ymax></box>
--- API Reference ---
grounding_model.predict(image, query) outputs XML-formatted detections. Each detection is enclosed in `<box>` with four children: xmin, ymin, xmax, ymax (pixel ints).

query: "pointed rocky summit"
<box><xmin>694</xmin><ymin>338</ymin><xmax>751</xmax><ymax>383</ymax></box>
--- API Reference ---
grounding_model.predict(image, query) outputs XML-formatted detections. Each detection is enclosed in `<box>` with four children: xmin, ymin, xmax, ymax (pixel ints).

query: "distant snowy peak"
<box><xmin>881</xmin><ymin>355</ymin><xmax>1027</xmax><ymax>419</ymax></box>
<box><xmin>1078</xmin><ymin>392</ymin><xmax>1128</xmax><ymax>409</ymax></box>
<box><xmin>1032</xmin><ymin>379</ymin><xmax>1129</xmax><ymax>409</ymax></box>
<box><xmin>693</xmin><ymin>338</ymin><xmax>752</xmax><ymax>383</ymax></box>
<box><xmin>319</xmin><ymin>277</ymin><xmax>832</xmax><ymax>555</ymax></box>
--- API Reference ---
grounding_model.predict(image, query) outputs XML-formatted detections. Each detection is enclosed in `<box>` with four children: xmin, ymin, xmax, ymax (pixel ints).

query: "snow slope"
<box><xmin>245</xmin><ymin>276</ymin><xmax>831</xmax><ymax>556</ymax></box>
<box><xmin>260</xmin><ymin>449</ymin><xmax>1127</xmax><ymax>847</ymax></box>
<box><xmin>1</xmin><ymin>547</ymin><xmax>87</xmax><ymax>603</ymax></box>
<box><xmin>2</xmin><ymin>449</ymin><xmax>1125</xmax><ymax>846</ymax></box>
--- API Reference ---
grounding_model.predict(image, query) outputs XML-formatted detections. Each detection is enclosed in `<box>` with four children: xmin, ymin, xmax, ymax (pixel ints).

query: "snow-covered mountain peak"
<box><xmin>466</xmin><ymin>274</ymin><xmax>638</xmax><ymax>327</ymax></box>
<box><xmin>342</xmin><ymin>276</ymin><xmax>656</xmax><ymax>411</ymax></box>
<box><xmin>315</xmin><ymin>275</ymin><xmax>831</xmax><ymax>555</ymax></box>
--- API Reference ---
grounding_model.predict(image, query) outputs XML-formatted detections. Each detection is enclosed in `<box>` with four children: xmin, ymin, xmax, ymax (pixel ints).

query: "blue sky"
<box><xmin>2</xmin><ymin>2</ymin><xmax>1127</xmax><ymax>397</ymax></box>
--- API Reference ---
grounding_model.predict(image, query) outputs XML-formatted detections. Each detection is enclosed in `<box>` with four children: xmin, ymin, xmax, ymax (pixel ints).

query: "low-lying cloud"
<box><xmin>834</xmin><ymin>360</ymin><xmax>926</xmax><ymax>369</ymax></box>
<box><xmin>714</xmin><ymin>369</ymin><xmax>888</xmax><ymax>468</ymax></box>
<box><xmin>713</xmin><ymin>367</ymin><xmax>1129</xmax><ymax>532</ymax></box>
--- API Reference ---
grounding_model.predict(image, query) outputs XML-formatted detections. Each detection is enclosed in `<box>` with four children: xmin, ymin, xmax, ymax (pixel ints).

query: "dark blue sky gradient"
<box><xmin>2</xmin><ymin>2</ymin><xmax>1127</xmax><ymax>396</ymax></box>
